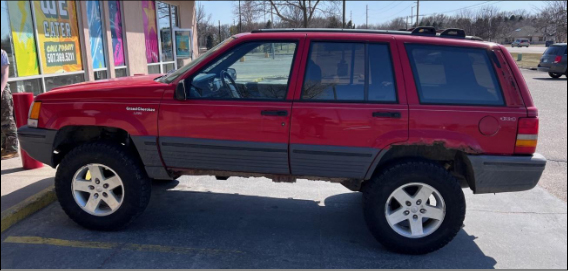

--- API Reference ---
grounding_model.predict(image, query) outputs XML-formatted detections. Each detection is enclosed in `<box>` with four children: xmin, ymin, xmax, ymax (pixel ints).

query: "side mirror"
<box><xmin>227</xmin><ymin>68</ymin><xmax>237</xmax><ymax>81</ymax></box>
<box><xmin>174</xmin><ymin>81</ymin><xmax>187</xmax><ymax>101</ymax></box>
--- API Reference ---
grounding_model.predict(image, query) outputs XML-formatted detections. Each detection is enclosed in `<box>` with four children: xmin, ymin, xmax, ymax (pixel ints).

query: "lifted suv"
<box><xmin>19</xmin><ymin>27</ymin><xmax>547</xmax><ymax>255</ymax></box>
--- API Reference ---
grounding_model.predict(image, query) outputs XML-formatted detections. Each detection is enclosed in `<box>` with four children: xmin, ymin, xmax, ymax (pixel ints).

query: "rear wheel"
<box><xmin>363</xmin><ymin>161</ymin><xmax>466</xmax><ymax>255</ymax></box>
<box><xmin>549</xmin><ymin>72</ymin><xmax>562</xmax><ymax>79</ymax></box>
<box><xmin>55</xmin><ymin>142</ymin><xmax>152</xmax><ymax>231</ymax></box>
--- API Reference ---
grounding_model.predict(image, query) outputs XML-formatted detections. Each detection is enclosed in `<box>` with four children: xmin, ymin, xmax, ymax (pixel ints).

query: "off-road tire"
<box><xmin>363</xmin><ymin>160</ymin><xmax>466</xmax><ymax>255</ymax></box>
<box><xmin>55</xmin><ymin>142</ymin><xmax>152</xmax><ymax>231</ymax></box>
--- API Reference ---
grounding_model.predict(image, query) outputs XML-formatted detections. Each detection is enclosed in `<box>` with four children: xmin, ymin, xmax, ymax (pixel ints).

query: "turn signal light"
<box><xmin>554</xmin><ymin>56</ymin><xmax>562</xmax><ymax>64</ymax></box>
<box><xmin>515</xmin><ymin>118</ymin><xmax>539</xmax><ymax>154</ymax></box>
<box><xmin>28</xmin><ymin>102</ymin><xmax>41</xmax><ymax>128</ymax></box>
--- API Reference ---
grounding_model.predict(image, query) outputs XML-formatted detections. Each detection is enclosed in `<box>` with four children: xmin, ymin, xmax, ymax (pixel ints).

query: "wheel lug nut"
<box><xmin>89</xmin><ymin>186</ymin><xmax>95</xmax><ymax>190</ymax></box>
<box><xmin>103</xmin><ymin>192</ymin><xmax>108</xmax><ymax>198</ymax></box>
<box><xmin>404</xmin><ymin>211</ymin><xmax>410</xmax><ymax>216</ymax></box>
<box><xmin>95</xmin><ymin>179</ymin><xmax>100</xmax><ymax>185</ymax></box>
<box><xmin>94</xmin><ymin>193</ymin><xmax>99</xmax><ymax>199</ymax></box>
<box><xmin>103</xmin><ymin>184</ymin><xmax>109</xmax><ymax>189</ymax></box>
<box><xmin>413</xmin><ymin>215</ymin><xmax>419</xmax><ymax>220</ymax></box>
<box><xmin>421</xmin><ymin>209</ymin><xmax>427</xmax><ymax>214</ymax></box>
<box><xmin>406</xmin><ymin>201</ymin><xmax>412</xmax><ymax>207</ymax></box>
<box><xmin>416</xmin><ymin>200</ymin><xmax>422</xmax><ymax>205</ymax></box>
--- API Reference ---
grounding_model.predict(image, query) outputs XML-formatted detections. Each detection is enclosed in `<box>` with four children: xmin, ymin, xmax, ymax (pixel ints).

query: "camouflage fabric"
<box><xmin>1</xmin><ymin>86</ymin><xmax>18</xmax><ymax>154</ymax></box>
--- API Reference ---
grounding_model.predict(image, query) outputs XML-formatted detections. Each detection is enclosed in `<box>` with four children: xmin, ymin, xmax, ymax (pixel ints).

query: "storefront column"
<box><xmin>122</xmin><ymin>1</ymin><xmax>149</xmax><ymax>75</ymax></box>
<box><xmin>77</xmin><ymin>1</ymin><xmax>95</xmax><ymax>82</ymax></box>
<box><xmin>102</xmin><ymin>1</ymin><xmax>116</xmax><ymax>78</ymax></box>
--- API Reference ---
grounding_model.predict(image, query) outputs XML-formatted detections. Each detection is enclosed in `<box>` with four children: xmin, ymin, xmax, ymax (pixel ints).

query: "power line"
<box><xmin>382</xmin><ymin>2</ymin><xmax>416</xmax><ymax>21</ymax></box>
<box><xmin>374</xmin><ymin>1</ymin><xmax>405</xmax><ymax>15</ymax></box>
<box><xmin>420</xmin><ymin>1</ymin><xmax>501</xmax><ymax>17</ymax></box>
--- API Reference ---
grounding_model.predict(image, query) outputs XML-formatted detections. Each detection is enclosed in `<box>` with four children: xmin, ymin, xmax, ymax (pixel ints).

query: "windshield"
<box><xmin>161</xmin><ymin>37</ymin><xmax>236</xmax><ymax>84</ymax></box>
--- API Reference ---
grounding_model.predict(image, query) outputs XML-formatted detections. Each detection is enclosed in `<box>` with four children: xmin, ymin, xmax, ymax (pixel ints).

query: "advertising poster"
<box><xmin>108</xmin><ymin>1</ymin><xmax>125</xmax><ymax>67</ymax></box>
<box><xmin>8</xmin><ymin>0</ymin><xmax>39</xmax><ymax>77</ymax></box>
<box><xmin>175</xmin><ymin>30</ymin><xmax>192</xmax><ymax>59</ymax></box>
<box><xmin>87</xmin><ymin>1</ymin><xmax>106</xmax><ymax>69</ymax></box>
<box><xmin>142</xmin><ymin>1</ymin><xmax>159</xmax><ymax>63</ymax></box>
<box><xmin>33</xmin><ymin>0</ymin><xmax>83</xmax><ymax>74</ymax></box>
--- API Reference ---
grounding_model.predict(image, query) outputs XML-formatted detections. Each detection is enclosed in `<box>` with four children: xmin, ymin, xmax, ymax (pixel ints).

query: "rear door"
<box><xmin>398</xmin><ymin>37</ymin><xmax>528</xmax><ymax>155</ymax></box>
<box><xmin>288</xmin><ymin>34</ymin><xmax>409</xmax><ymax>179</ymax></box>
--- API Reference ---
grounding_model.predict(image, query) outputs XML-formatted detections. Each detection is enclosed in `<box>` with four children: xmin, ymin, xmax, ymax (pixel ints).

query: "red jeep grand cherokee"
<box><xmin>18</xmin><ymin>28</ymin><xmax>546</xmax><ymax>255</ymax></box>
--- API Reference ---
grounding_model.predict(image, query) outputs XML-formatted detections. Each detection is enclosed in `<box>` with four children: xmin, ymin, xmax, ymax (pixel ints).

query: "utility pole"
<box><xmin>410</xmin><ymin>6</ymin><xmax>415</xmax><ymax>28</ymax></box>
<box><xmin>366</xmin><ymin>5</ymin><xmax>369</xmax><ymax>29</ymax></box>
<box><xmin>416</xmin><ymin>0</ymin><xmax>420</xmax><ymax>27</ymax></box>
<box><xmin>343</xmin><ymin>0</ymin><xmax>346</xmax><ymax>28</ymax></box>
<box><xmin>219</xmin><ymin>20</ymin><xmax>221</xmax><ymax>42</ymax></box>
<box><xmin>239</xmin><ymin>0</ymin><xmax>242</xmax><ymax>33</ymax></box>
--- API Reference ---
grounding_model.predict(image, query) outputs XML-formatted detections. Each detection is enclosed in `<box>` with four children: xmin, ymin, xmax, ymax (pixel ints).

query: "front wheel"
<box><xmin>549</xmin><ymin>72</ymin><xmax>563</xmax><ymax>79</ymax></box>
<box><xmin>363</xmin><ymin>161</ymin><xmax>466</xmax><ymax>255</ymax></box>
<box><xmin>55</xmin><ymin>142</ymin><xmax>152</xmax><ymax>231</ymax></box>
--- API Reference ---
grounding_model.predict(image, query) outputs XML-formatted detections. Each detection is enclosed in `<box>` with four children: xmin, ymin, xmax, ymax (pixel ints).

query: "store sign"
<box><xmin>8</xmin><ymin>1</ymin><xmax>40</xmax><ymax>77</ymax></box>
<box><xmin>175</xmin><ymin>30</ymin><xmax>193</xmax><ymax>59</ymax></box>
<box><xmin>34</xmin><ymin>0</ymin><xmax>82</xmax><ymax>74</ymax></box>
<box><xmin>142</xmin><ymin>1</ymin><xmax>159</xmax><ymax>63</ymax></box>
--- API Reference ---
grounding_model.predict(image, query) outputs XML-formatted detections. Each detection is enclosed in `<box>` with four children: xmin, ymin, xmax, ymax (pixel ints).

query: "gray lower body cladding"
<box><xmin>468</xmin><ymin>153</ymin><xmax>547</xmax><ymax>194</ymax></box>
<box><xmin>17</xmin><ymin>126</ymin><xmax>57</xmax><ymax>167</ymax></box>
<box><xmin>159</xmin><ymin>137</ymin><xmax>290</xmax><ymax>175</ymax></box>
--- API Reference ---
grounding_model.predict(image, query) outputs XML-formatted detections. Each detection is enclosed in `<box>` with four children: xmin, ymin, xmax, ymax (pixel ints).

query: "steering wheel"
<box><xmin>221</xmin><ymin>70</ymin><xmax>241</xmax><ymax>98</ymax></box>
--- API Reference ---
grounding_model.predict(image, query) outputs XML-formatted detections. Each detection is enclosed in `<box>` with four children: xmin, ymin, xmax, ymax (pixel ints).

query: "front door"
<box><xmin>159</xmin><ymin>37</ymin><xmax>305</xmax><ymax>175</ymax></box>
<box><xmin>289</xmin><ymin>34</ymin><xmax>410</xmax><ymax>179</ymax></box>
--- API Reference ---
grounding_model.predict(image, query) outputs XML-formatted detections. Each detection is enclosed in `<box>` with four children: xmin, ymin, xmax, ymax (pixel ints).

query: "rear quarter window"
<box><xmin>406</xmin><ymin>44</ymin><xmax>505</xmax><ymax>106</ymax></box>
<box><xmin>545</xmin><ymin>46</ymin><xmax>567</xmax><ymax>56</ymax></box>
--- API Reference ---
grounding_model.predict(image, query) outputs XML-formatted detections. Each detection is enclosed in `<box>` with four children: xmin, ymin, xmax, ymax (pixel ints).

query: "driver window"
<box><xmin>188</xmin><ymin>42</ymin><xmax>297</xmax><ymax>100</ymax></box>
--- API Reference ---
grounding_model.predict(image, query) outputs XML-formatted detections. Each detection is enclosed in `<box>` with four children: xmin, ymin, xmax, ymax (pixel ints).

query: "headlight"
<box><xmin>28</xmin><ymin>102</ymin><xmax>41</xmax><ymax>128</ymax></box>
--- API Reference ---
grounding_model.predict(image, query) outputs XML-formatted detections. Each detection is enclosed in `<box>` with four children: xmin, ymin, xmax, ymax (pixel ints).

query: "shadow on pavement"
<box><xmin>1</xmin><ymin>180</ymin><xmax>497</xmax><ymax>269</ymax></box>
<box><xmin>0</xmin><ymin>167</ymin><xmax>25</xmax><ymax>176</ymax></box>
<box><xmin>1</xmin><ymin>178</ymin><xmax>54</xmax><ymax>212</ymax></box>
<box><xmin>533</xmin><ymin>77</ymin><xmax>567</xmax><ymax>81</ymax></box>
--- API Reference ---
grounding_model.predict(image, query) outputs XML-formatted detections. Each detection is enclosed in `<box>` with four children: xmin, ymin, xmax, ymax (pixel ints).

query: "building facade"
<box><xmin>1</xmin><ymin>0</ymin><xmax>198</xmax><ymax>96</ymax></box>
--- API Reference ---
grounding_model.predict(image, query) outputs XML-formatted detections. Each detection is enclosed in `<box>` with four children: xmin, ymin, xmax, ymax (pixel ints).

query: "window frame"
<box><xmin>299</xmin><ymin>40</ymin><xmax>400</xmax><ymax>105</ymax></box>
<box><xmin>184</xmin><ymin>40</ymin><xmax>300</xmax><ymax>102</ymax></box>
<box><xmin>405</xmin><ymin>43</ymin><xmax>506</xmax><ymax>107</ymax></box>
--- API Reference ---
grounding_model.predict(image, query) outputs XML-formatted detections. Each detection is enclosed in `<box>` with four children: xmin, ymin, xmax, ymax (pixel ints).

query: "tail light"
<box><xmin>554</xmin><ymin>56</ymin><xmax>562</xmax><ymax>63</ymax></box>
<box><xmin>515</xmin><ymin>118</ymin><xmax>539</xmax><ymax>155</ymax></box>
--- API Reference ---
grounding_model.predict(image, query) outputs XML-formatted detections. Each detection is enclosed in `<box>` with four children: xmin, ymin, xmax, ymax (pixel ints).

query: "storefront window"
<box><xmin>171</xmin><ymin>6</ymin><xmax>179</xmax><ymax>28</ymax></box>
<box><xmin>45</xmin><ymin>73</ymin><xmax>84</xmax><ymax>91</ymax></box>
<box><xmin>2</xmin><ymin>0</ymin><xmax>40</xmax><ymax>78</ymax></box>
<box><xmin>115</xmin><ymin>67</ymin><xmax>127</xmax><ymax>78</ymax></box>
<box><xmin>9</xmin><ymin>78</ymin><xmax>43</xmax><ymax>96</ymax></box>
<box><xmin>142</xmin><ymin>0</ymin><xmax>159</xmax><ymax>66</ymax></box>
<box><xmin>157</xmin><ymin>2</ymin><xmax>173</xmax><ymax>62</ymax></box>
<box><xmin>32</xmin><ymin>1</ymin><xmax>83</xmax><ymax>75</ymax></box>
<box><xmin>86</xmin><ymin>0</ymin><xmax>106</xmax><ymax>75</ymax></box>
<box><xmin>108</xmin><ymin>1</ymin><xmax>125</xmax><ymax>67</ymax></box>
<box><xmin>148</xmin><ymin>64</ymin><xmax>160</xmax><ymax>74</ymax></box>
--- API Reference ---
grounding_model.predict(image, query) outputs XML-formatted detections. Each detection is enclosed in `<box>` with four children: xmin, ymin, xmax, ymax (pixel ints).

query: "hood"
<box><xmin>37</xmin><ymin>74</ymin><xmax>171</xmax><ymax>102</ymax></box>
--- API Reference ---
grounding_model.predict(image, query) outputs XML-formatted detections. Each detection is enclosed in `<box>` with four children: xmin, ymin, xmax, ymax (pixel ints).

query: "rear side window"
<box><xmin>302</xmin><ymin>42</ymin><xmax>397</xmax><ymax>103</ymax></box>
<box><xmin>406</xmin><ymin>44</ymin><xmax>505</xmax><ymax>106</ymax></box>
<box><xmin>545</xmin><ymin>46</ymin><xmax>567</xmax><ymax>56</ymax></box>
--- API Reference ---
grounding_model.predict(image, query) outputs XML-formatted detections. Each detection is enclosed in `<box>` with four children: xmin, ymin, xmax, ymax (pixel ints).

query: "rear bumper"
<box><xmin>538</xmin><ymin>64</ymin><xmax>566</xmax><ymax>74</ymax></box>
<box><xmin>468</xmin><ymin>154</ymin><xmax>547</xmax><ymax>194</ymax></box>
<box><xmin>17</xmin><ymin>126</ymin><xmax>57</xmax><ymax>167</ymax></box>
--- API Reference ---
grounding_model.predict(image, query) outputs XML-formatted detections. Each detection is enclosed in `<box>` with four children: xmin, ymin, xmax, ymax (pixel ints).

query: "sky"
<box><xmin>199</xmin><ymin>0</ymin><xmax>548</xmax><ymax>26</ymax></box>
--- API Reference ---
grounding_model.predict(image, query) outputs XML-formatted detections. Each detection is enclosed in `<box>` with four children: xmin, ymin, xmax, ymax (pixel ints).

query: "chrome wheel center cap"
<box><xmin>411</xmin><ymin>207</ymin><xmax>419</xmax><ymax>214</ymax></box>
<box><xmin>96</xmin><ymin>187</ymin><xmax>104</xmax><ymax>193</ymax></box>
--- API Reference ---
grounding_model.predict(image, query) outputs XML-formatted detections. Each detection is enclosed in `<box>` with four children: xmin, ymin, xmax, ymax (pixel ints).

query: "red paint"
<box><xmin>12</xmin><ymin>93</ymin><xmax>43</xmax><ymax>169</ymax></box>
<box><xmin>30</xmin><ymin>31</ymin><xmax>540</xmax><ymax>173</ymax></box>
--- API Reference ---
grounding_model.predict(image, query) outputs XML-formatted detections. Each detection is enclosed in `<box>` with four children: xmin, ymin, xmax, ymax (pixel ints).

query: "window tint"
<box><xmin>545</xmin><ymin>46</ymin><xmax>567</xmax><ymax>56</ymax></box>
<box><xmin>188</xmin><ymin>42</ymin><xmax>297</xmax><ymax>100</ymax></box>
<box><xmin>368</xmin><ymin>44</ymin><xmax>397</xmax><ymax>102</ymax></box>
<box><xmin>406</xmin><ymin>45</ymin><xmax>505</xmax><ymax>106</ymax></box>
<box><xmin>302</xmin><ymin>42</ymin><xmax>397</xmax><ymax>103</ymax></box>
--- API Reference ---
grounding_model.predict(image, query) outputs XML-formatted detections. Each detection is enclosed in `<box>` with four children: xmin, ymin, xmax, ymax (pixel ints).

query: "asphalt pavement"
<box><xmin>1</xmin><ymin>69</ymin><xmax>567</xmax><ymax>269</ymax></box>
<box><xmin>506</xmin><ymin>44</ymin><xmax>548</xmax><ymax>54</ymax></box>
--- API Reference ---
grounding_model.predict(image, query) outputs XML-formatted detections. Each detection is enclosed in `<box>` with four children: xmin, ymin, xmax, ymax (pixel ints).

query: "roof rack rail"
<box><xmin>440</xmin><ymin>28</ymin><xmax>466</xmax><ymax>39</ymax></box>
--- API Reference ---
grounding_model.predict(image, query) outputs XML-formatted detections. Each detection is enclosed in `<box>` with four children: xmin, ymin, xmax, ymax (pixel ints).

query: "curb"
<box><xmin>1</xmin><ymin>186</ymin><xmax>57</xmax><ymax>233</ymax></box>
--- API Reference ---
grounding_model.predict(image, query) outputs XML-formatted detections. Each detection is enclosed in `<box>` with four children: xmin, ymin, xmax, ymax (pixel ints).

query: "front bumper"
<box><xmin>468</xmin><ymin>154</ymin><xmax>547</xmax><ymax>194</ymax></box>
<box><xmin>17</xmin><ymin>126</ymin><xmax>58</xmax><ymax>167</ymax></box>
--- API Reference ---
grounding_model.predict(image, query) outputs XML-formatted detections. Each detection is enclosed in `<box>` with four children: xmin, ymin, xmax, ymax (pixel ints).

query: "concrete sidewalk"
<box><xmin>1</xmin><ymin>157</ymin><xmax>55</xmax><ymax>212</ymax></box>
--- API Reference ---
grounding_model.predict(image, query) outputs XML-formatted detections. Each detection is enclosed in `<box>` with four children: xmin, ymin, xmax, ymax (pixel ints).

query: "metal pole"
<box><xmin>416</xmin><ymin>0</ymin><xmax>420</xmax><ymax>27</ymax></box>
<box><xmin>219</xmin><ymin>20</ymin><xmax>221</xmax><ymax>42</ymax></box>
<box><xmin>343</xmin><ymin>0</ymin><xmax>346</xmax><ymax>28</ymax></box>
<box><xmin>411</xmin><ymin>6</ymin><xmax>415</xmax><ymax>27</ymax></box>
<box><xmin>239</xmin><ymin>0</ymin><xmax>242</xmax><ymax>33</ymax></box>
<box><xmin>366</xmin><ymin>5</ymin><xmax>368</xmax><ymax>29</ymax></box>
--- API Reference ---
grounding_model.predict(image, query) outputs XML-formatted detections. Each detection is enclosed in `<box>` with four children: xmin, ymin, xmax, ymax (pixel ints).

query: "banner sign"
<box><xmin>142</xmin><ymin>1</ymin><xmax>159</xmax><ymax>63</ymax></box>
<box><xmin>108</xmin><ymin>1</ymin><xmax>125</xmax><ymax>67</ymax></box>
<box><xmin>86</xmin><ymin>1</ymin><xmax>106</xmax><ymax>69</ymax></box>
<box><xmin>33</xmin><ymin>0</ymin><xmax>82</xmax><ymax>74</ymax></box>
<box><xmin>175</xmin><ymin>30</ymin><xmax>192</xmax><ymax>59</ymax></box>
<box><xmin>8</xmin><ymin>1</ymin><xmax>40</xmax><ymax>77</ymax></box>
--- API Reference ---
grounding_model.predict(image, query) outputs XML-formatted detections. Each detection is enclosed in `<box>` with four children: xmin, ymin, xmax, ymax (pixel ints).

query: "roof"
<box><xmin>510</xmin><ymin>26</ymin><xmax>544</xmax><ymax>38</ymax></box>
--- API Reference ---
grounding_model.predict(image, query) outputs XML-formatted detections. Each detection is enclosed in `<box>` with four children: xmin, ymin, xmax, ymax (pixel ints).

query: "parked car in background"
<box><xmin>18</xmin><ymin>27</ymin><xmax>547</xmax><ymax>256</ymax></box>
<box><xmin>545</xmin><ymin>41</ymin><xmax>555</xmax><ymax>47</ymax></box>
<box><xmin>538</xmin><ymin>43</ymin><xmax>567</xmax><ymax>78</ymax></box>
<box><xmin>512</xmin><ymin>38</ymin><xmax>531</xmax><ymax>48</ymax></box>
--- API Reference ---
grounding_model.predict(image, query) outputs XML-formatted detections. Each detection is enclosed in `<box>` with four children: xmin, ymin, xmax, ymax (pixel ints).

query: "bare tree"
<box><xmin>268</xmin><ymin>0</ymin><xmax>340</xmax><ymax>28</ymax></box>
<box><xmin>537</xmin><ymin>1</ymin><xmax>567</xmax><ymax>42</ymax></box>
<box><xmin>197</xmin><ymin>2</ymin><xmax>213</xmax><ymax>47</ymax></box>
<box><xmin>233</xmin><ymin>1</ymin><xmax>264</xmax><ymax>32</ymax></box>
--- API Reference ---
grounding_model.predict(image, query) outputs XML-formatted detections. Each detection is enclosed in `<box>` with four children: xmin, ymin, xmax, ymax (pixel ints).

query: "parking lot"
<box><xmin>506</xmin><ymin>44</ymin><xmax>548</xmax><ymax>54</ymax></box>
<box><xmin>1</xmin><ymin>69</ymin><xmax>566</xmax><ymax>269</ymax></box>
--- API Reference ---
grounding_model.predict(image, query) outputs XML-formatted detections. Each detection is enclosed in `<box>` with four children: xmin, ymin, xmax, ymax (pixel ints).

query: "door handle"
<box><xmin>373</xmin><ymin>111</ymin><xmax>402</xmax><ymax>119</ymax></box>
<box><xmin>261</xmin><ymin>110</ymin><xmax>288</xmax><ymax>117</ymax></box>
